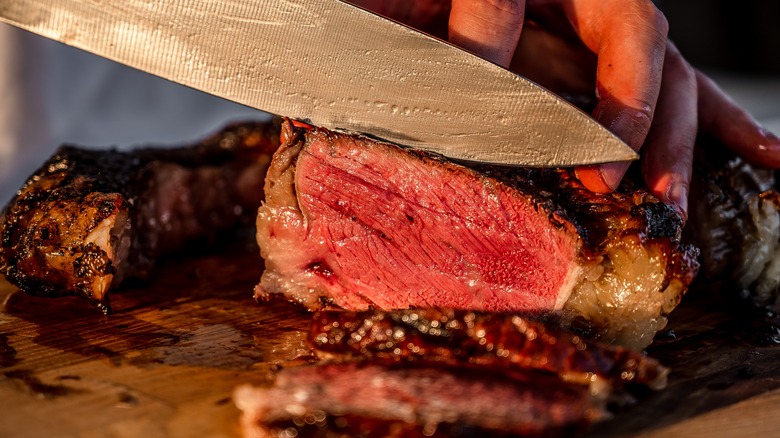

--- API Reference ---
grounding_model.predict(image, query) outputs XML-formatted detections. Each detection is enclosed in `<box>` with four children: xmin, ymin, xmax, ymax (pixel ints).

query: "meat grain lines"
<box><xmin>256</xmin><ymin>121</ymin><xmax>698</xmax><ymax>350</ymax></box>
<box><xmin>2</xmin><ymin>242</ymin><xmax>780</xmax><ymax>437</ymax></box>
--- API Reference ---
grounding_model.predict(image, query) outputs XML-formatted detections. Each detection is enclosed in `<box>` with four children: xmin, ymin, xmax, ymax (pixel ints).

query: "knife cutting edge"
<box><xmin>0</xmin><ymin>0</ymin><xmax>638</xmax><ymax>166</ymax></box>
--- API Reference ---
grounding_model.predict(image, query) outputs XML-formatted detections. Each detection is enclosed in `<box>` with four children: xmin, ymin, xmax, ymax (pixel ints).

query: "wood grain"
<box><xmin>0</xmin><ymin>241</ymin><xmax>313</xmax><ymax>438</ymax></box>
<box><xmin>1</xmin><ymin>239</ymin><xmax>779</xmax><ymax>437</ymax></box>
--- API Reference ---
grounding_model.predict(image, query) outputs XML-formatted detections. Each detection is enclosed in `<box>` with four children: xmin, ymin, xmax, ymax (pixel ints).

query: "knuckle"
<box><xmin>479</xmin><ymin>0</ymin><xmax>524</xmax><ymax>16</ymax></box>
<box><xmin>664</xmin><ymin>45</ymin><xmax>696</xmax><ymax>80</ymax></box>
<box><xmin>647</xmin><ymin>4</ymin><xmax>669</xmax><ymax>37</ymax></box>
<box><xmin>617</xmin><ymin>0</ymin><xmax>669</xmax><ymax>39</ymax></box>
<box><xmin>631</xmin><ymin>105</ymin><xmax>655</xmax><ymax>135</ymax></box>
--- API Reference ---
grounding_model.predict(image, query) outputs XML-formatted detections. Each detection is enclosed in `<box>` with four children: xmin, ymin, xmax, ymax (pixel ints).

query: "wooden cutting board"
<box><xmin>1</xmin><ymin>238</ymin><xmax>779</xmax><ymax>438</ymax></box>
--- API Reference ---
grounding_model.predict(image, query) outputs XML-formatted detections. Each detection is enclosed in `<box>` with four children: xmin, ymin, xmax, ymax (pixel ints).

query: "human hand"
<box><xmin>351</xmin><ymin>0</ymin><xmax>780</xmax><ymax>221</ymax></box>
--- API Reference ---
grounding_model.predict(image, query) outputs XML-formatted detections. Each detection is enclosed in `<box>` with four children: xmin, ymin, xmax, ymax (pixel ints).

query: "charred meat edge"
<box><xmin>0</xmin><ymin>120</ymin><xmax>281</xmax><ymax>311</ymax></box>
<box><xmin>309</xmin><ymin>308</ymin><xmax>668</xmax><ymax>391</ymax></box>
<box><xmin>255</xmin><ymin>120</ymin><xmax>699</xmax><ymax>349</ymax></box>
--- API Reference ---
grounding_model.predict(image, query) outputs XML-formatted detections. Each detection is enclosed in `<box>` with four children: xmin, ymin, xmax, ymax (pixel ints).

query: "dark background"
<box><xmin>658</xmin><ymin>1</ymin><xmax>780</xmax><ymax>75</ymax></box>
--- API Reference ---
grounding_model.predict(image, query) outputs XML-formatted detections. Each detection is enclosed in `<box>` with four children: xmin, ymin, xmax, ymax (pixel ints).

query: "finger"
<box><xmin>348</xmin><ymin>0</ymin><xmax>452</xmax><ymax>36</ymax></box>
<box><xmin>449</xmin><ymin>0</ymin><xmax>526</xmax><ymax>67</ymax></box>
<box><xmin>697</xmin><ymin>70</ymin><xmax>780</xmax><ymax>168</ymax></box>
<box><xmin>573</xmin><ymin>0</ymin><xmax>668</xmax><ymax>192</ymax></box>
<box><xmin>509</xmin><ymin>22</ymin><xmax>597</xmax><ymax>101</ymax></box>
<box><xmin>641</xmin><ymin>43</ymin><xmax>697</xmax><ymax>221</ymax></box>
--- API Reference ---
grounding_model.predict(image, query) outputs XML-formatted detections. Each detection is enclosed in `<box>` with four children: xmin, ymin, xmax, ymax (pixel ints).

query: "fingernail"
<box><xmin>666</xmin><ymin>181</ymin><xmax>688</xmax><ymax>222</ymax></box>
<box><xmin>758</xmin><ymin>126</ymin><xmax>780</xmax><ymax>149</ymax></box>
<box><xmin>598</xmin><ymin>161</ymin><xmax>631</xmax><ymax>191</ymax></box>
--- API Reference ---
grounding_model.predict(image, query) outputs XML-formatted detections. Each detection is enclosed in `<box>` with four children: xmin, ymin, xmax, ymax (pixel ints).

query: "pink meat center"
<box><xmin>294</xmin><ymin>135</ymin><xmax>579</xmax><ymax>312</ymax></box>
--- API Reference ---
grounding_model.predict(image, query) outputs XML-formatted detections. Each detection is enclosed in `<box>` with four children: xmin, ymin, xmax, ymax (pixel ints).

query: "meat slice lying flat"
<box><xmin>0</xmin><ymin>120</ymin><xmax>280</xmax><ymax>311</ymax></box>
<box><xmin>256</xmin><ymin>120</ymin><xmax>699</xmax><ymax>349</ymax></box>
<box><xmin>234</xmin><ymin>362</ymin><xmax>605</xmax><ymax>438</ymax></box>
<box><xmin>309</xmin><ymin>308</ymin><xmax>668</xmax><ymax>390</ymax></box>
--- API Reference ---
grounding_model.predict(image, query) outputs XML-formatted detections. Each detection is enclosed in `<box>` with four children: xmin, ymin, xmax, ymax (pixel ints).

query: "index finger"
<box><xmin>449</xmin><ymin>0</ymin><xmax>526</xmax><ymax>67</ymax></box>
<box><xmin>567</xmin><ymin>0</ymin><xmax>668</xmax><ymax>192</ymax></box>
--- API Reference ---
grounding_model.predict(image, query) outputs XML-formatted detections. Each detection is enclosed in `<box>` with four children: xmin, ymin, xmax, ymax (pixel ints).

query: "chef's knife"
<box><xmin>0</xmin><ymin>0</ymin><xmax>637</xmax><ymax>166</ymax></box>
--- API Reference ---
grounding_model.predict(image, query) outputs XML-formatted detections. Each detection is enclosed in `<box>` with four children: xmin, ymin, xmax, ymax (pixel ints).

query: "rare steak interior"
<box><xmin>256</xmin><ymin>120</ymin><xmax>699</xmax><ymax>349</ymax></box>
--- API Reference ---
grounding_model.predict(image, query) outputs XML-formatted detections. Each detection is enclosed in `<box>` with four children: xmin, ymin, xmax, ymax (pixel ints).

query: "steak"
<box><xmin>234</xmin><ymin>361</ymin><xmax>605</xmax><ymax>438</ymax></box>
<box><xmin>685</xmin><ymin>140</ymin><xmax>780</xmax><ymax>309</ymax></box>
<box><xmin>256</xmin><ymin>120</ymin><xmax>699</xmax><ymax>349</ymax></box>
<box><xmin>308</xmin><ymin>308</ymin><xmax>668</xmax><ymax>390</ymax></box>
<box><xmin>0</xmin><ymin>120</ymin><xmax>280</xmax><ymax>311</ymax></box>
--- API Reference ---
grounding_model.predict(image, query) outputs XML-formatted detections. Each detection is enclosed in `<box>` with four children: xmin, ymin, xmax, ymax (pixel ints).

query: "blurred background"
<box><xmin>658</xmin><ymin>0</ymin><xmax>780</xmax><ymax>135</ymax></box>
<box><xmin>1</xmin><ymin>1</ymin><xmax>779</xmax><ymax>204</ymax></box>
<box><xmin>658</xmin><ymin>1</ymin><xmax>780</xmax><ymax>75</ymax></box>
<box><xmin>0</xmin><ymin>24</ymin><xmax>268</xmax><ymax>204</ymax></box>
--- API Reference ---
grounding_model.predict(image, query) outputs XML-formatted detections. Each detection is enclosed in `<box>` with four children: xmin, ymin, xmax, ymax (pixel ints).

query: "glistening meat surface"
<box><xmin>308</xmin><ymin>308</ymin><xmax>668</xmax><ymax>390</ymax></box>
<box><xmin>234</xmin><ymin>361</ymin><xmax>605</xmax><ymax>438</ymax></box>
<box><xmin>684</xmin><ymin>141</ymin><xmax>780</xmax><ymax>309</ymax></box>
<box><xmin>0</xmin><ymin>121</ymin><xmax>280</xmax><ymax>311</ymax></box>
<box><xmin>256</xmin><ymin>120</ymin><xmax>700</xmax><ymax>349</ymax></box>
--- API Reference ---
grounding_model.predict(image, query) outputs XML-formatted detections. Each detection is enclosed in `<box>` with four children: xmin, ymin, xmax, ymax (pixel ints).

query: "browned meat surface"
<box><xmin>234</xmin><ymin>362</ymin><xmax>605</xmax><ymax>438</ymax></box>
<box><xmin>0</xmin><ymin>120</ymin><xmax>280</xmax><ymax>311</ymax></box>
<box><xmin>256</xmin><ymin>120</ymin><xmax>699</xmax><ymax>349</ymax></box>
<box><xmin>685</xmin><ymin>142</ymin><xmax>780</xmax><ymax>309</ymax></box>
<box><xmin>309</xmin><ymin>308</ymin><xmax>668</xmax><ymax>390</ymax></box>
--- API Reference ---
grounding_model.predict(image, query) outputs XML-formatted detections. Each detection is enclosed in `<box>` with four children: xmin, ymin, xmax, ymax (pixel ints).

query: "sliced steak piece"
<box><xmin>234</xmin><ymin>362</ymin><xmax>605</xmax><ymax>438</ymax></box>
<box><xmin>256</xmin><ymin>120</ymin><xmax>699</xmax><ymax>349</ymax></box>
<box><xmin>685</xmin><ymin>142</ymin><xmax>780</xmax><ymax>309</ymax></box>
<box><xmin>309</xmin><ymin>308</ymin><xmax>668</xmax><ymax>390</ymax></box>
<box><xmin>0</xmin><ymin>120</ymin><xmax>280</xmax><ymax>311</ymax></box>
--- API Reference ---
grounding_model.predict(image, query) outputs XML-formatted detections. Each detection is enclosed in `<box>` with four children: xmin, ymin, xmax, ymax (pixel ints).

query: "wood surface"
<box><xmin>1</xmin><ymin>238</ymin><xmax>779</xmax><ymax>437</ymax></box>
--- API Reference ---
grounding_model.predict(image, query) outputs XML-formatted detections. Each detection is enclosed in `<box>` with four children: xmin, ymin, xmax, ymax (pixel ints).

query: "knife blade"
<box><xmin>0</xmin><ymin>0</ymin><xmax>637</xmax><ymax>166</ymax></box>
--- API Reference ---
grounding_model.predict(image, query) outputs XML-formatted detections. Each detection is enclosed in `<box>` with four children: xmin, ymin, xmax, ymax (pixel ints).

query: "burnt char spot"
<box><xmin>3</xmin><ymin>369</ymin><xmax>86</xmax><ymax>399</ymax></box>
<box><xmin>73</xmin><ymin>245</ymin><xmax>114</xmax><ymax>278</ymax></box>
<box><xmin>0</xmin><ymin>334</ymin><xmax>19</xmax><ymax>368</ymax></box>
<box><xmin>634</xmin><ymin>202</ymin><xmax>683</xmax><ymax>239</ymax></box>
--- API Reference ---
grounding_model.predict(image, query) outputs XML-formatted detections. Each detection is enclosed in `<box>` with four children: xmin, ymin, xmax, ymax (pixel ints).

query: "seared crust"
<box><xmin>685</xmin><ymin>139</ymin><xmax>780</xmax><ymax>308</ymax></box>
<box><xmin>0</xmin><ymin>120</ymin><xmax>280</xmax><ymax>310</ymax></box>
<box><xmin>258</xmin><ymin>121</ymin><xmax>699</xmax><ymax>348</ymax></box>
<box><xmin>481</xmin><ymin>164</ymin><xmax>698</xmax><ymax>276</ymax></box>
<box><xmin>309</xmin><ymin>308</ymin><xmax>669</xmax><ymax>390</ymax></box>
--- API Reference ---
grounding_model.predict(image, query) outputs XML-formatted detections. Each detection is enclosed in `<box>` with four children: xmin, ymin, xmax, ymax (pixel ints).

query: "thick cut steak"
<box><xmin>0</xmin><ymin>121</ymin><xmax>280</xmax><ymax>311</ymax></box>
<box><xmin>256</xmin><ymin>120</ymin><xmax>700</xmax><ymax>349</ymax></box>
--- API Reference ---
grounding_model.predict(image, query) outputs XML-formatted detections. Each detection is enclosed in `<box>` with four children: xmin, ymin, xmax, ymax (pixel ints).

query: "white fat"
<box><xmin>562</xmin><ymin>238</ymin><xmax>676</xmax><ymax>350</ymax></box>
<box><xmin>83</xmin><ymin>210</ymin><xmax>132</xmax><ymax>295</ymax></box>
<box><xmin>737</xmin><ymin>195</ymin><xmax>780</xmax><ymax>291</ymax></box>
<box><xmin>83</xmin><ymin>216</ymin><xmax>117</xmax><ymax>297</ymax></box>
<box><xmin>84</xmin><ymin>216</ymin><xmax>117</xmax><ymax>258</ymax></box>
<box><xmin>553</xmin><ymin>265</ymin><xmax>583</xmax><ymax>310</ymax></box>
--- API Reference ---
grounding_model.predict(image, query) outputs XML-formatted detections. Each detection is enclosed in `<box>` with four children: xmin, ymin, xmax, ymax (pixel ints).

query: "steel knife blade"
<box><xmin>0</xmin><ymin>0</ymin><xmax>638</xmax><ymax>166</ymax></box>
